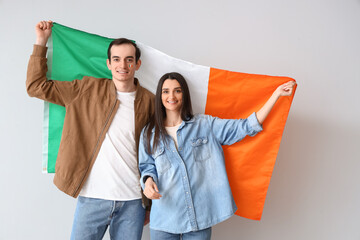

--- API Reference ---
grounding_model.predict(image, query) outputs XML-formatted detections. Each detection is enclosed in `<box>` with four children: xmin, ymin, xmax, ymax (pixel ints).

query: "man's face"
<box><xmin>106</xmin><ymin>44</ymin><xmax>141</xmax><ymax>84</ymax></box>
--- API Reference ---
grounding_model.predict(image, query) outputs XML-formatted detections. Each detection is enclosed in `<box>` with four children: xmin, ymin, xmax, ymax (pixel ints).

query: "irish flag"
<box><xmin>44</xmin><ymin>22</ymin><xmax>296</xmax><ymax>220</ymax></box>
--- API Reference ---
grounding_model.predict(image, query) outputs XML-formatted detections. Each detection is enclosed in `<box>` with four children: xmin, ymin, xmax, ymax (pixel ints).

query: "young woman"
<box><xmin>138</xmin><ymin>72</ymin><xmax>295</xmax><ymax>239</ymax></box>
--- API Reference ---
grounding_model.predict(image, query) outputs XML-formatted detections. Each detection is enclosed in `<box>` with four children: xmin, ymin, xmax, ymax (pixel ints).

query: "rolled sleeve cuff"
<box><xmin>32</xmin><ymin>45</ymin><xmax>48</xmax><ymax>57</ymax></box>
<box><xmin>248</xmin><ymin>112</ymin><xmax>263</xmax><ymax>133</ymax></box>
<box><xmin>140</xmin><ymin>173</ymin><xmax>159</xmax><ymax>190</ymax></box>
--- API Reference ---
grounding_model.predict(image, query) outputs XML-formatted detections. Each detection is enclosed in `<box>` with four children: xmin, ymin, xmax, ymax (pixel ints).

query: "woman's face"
<box><xmin>161</xmin><ymin>79</ymin><xmax>183</xmax><ymax>114</ymax></box>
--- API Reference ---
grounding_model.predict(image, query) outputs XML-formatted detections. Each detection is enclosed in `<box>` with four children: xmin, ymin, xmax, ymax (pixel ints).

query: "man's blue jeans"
<box><xmin>150</xmin><ymin>227</ymin><xmax>212</xmax><ymax>240</ymax></box>
<box><xmin>71</xmin><ymin>196</ymin><xmax>145</xmax><ymax>240</ymax></box>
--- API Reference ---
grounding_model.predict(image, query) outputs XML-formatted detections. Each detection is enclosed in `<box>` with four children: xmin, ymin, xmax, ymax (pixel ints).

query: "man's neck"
<box><xmin>113</xmin><ymin>79</ymin><xmax>137</xmax><ymax>92</ymax></box>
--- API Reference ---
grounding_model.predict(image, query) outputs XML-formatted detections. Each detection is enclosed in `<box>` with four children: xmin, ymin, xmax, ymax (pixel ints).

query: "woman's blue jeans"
<box><xmin>150</xmin><ymin>227</ymin><xmax>212</xmax><ymax>240</ymax></box>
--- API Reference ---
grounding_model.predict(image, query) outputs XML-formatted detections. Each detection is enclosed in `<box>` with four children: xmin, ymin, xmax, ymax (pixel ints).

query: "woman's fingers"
<box><xmin>144</xmin><ymin>182</ymin><xmax>162</xmax><ymax>199</ymax></box>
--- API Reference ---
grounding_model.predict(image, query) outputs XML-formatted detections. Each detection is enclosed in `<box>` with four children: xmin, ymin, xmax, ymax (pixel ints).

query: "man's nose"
<box><xmin>120</xmin><ymin>60</ymin><xmax>127</xmax><ymax>68</ymax></box>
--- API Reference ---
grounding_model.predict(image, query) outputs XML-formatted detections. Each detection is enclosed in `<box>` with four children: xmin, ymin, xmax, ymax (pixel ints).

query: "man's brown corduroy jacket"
<box><xmin>26</xmin><ymin>45</ymin><xmax>154</xmax><ymax>207</ymax></box>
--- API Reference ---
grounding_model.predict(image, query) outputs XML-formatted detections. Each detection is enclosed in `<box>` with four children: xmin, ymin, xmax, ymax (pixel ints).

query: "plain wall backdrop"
<box><xmin>0</xmin><ymin>0</ymin><xmax>359</xmax><ymax>239</ymax></box>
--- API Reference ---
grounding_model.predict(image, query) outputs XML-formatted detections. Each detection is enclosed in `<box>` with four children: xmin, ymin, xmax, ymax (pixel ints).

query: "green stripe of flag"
<box><xmin>45</xmin><ymin>23</ymin><xmax>115</xmax><ymax>173</ymax></box>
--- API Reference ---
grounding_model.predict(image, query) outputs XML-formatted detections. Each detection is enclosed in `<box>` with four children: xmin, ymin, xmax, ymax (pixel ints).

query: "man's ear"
<box><xmin>106</xmin><ymin>59</ymin><xmax>111</xmax><ymax>70</ymax></box>
<box><xmin>135</xmin><ymin>59</ymin><xmax>141</xmax><ymax>70</ymax></box>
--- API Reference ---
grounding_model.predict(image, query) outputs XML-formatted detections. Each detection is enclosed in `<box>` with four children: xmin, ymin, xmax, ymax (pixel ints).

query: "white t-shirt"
<box><xmin>79</xmin><ymin>91</ymin><xmax>142</xmax><ymax>201</ymax></box>
<box><xmin>165</xmin><ymin>123</ymin><xmax>181</xmax><ymax>150</ymax></box>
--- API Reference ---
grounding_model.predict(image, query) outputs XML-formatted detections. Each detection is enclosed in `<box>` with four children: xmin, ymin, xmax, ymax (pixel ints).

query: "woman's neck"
<box><xmin>164</xmin><ymin>110</ymin><xmax>182</xmax><ymax>127</ymax></box>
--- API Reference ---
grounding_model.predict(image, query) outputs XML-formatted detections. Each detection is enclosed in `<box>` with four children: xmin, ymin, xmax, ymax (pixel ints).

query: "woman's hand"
<box><xmin>144</xmin><ymin>177</ymin><xmax>162</xmax><ymax>199</ymax></box>
<box><xmin>274</xmin><ymin>81</ymin><xmax>296</xmax><ymax>97</ymax></box>
<box><xmin>256</xmin><ymin>80</ymin><xmax>296</xmax><ymax>124</ymax></box>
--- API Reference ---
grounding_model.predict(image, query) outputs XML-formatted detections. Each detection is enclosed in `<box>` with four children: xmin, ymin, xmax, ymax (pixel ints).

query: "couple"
<box><xmin>27</xmin><ymin>21</ymin><xmax>295</xmax><ymax>240</ymax></box>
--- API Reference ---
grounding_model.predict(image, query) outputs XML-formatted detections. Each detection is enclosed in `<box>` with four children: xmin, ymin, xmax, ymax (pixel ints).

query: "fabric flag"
<box><xmin>44</xmin><ymin>22</ymin><xmax>296</xmax><ymax>220</ymax></box>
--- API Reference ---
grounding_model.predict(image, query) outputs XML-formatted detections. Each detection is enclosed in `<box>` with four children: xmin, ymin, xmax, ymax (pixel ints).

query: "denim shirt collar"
<box><xmin>178</xmin><ymin>117</ymin><xmax>195</xmax><ymax>130</ymax></box>
<box><xmin>151</xmin><ymin>117</ymin><xmax>195</xmax><ymax>133</ymax></box>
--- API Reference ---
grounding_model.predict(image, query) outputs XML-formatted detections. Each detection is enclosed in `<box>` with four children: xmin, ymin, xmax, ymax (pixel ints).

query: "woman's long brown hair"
<box><xmin>144</xmin><ymin>72</ymin><xmax>193</xmax><ymax>154</ymax></box>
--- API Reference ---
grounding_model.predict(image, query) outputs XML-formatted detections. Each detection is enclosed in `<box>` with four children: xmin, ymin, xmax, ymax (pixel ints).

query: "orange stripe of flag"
<box><xmin>205</xmin><ymin>67</ymin><xmax>296</xmax><ymax>220</ymax></box>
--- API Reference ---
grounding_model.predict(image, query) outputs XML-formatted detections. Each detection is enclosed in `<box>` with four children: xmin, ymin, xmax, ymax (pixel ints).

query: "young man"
<box><xmin>26</xmin><ymin>20</ymin><xmax>154</xmax><ymax>240</ymax></box>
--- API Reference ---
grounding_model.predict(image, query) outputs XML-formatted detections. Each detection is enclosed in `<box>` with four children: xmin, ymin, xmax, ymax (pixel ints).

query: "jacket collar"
<box><xmin>134</xmin><ymin>78</ymin><xmax>144</xmax><ymax>102</ymax></box>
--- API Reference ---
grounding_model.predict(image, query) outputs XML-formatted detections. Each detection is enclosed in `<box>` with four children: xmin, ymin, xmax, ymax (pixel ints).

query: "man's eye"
<box><xmin>127</xmin><ymin>59</ymin><xmax>134</xmax><ymax>62</ymax></box>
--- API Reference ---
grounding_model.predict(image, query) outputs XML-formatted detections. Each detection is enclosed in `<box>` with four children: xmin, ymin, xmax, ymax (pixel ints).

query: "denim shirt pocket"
<box><xmin>191</xmin><ymin>137</ymin><xmax>211</xmax><ymax>162</ymax></box>
<box><xmin>152</xmin><ymin>146</ymin><xmax>171</xmax><ymax>175</ymax></box>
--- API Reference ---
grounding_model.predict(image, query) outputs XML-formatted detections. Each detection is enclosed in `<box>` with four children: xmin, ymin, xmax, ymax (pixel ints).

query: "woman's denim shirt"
<box><xmin>139</xmin><ymin>113</ymin><xmax>263</xmax><ymax>234</ymax></box>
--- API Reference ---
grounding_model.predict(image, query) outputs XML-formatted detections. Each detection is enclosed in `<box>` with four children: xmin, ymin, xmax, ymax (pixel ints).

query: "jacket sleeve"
<box><xmin>26</xmin><ymin>45</ymin><xmax>83</xmax><ymax>107</ymax></box>
<box><xmin>138</xmin><ymin>128</ymin><xmax>159</xmax><ymax>189</ymax></box>
<box><xmin>205</xmin><ymin>112</ymin><xmax>263</xmax><ymax>146</ymax></box>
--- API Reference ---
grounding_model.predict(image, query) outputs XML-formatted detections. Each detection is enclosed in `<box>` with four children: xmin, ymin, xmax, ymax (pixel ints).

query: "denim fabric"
<box><xmin>150</xmin><ymin>227</ymin><xmax>212</xmax><ymax>240</ymax></box>
<box><xmin>139</xmin><ymin>113</ymin><xmax>262</xmax><ymax>234</ymax></box>
<box><xmin>70</xmin><ymin>197</ymin><xmax>145</xmax><ymax>240</ymax></box>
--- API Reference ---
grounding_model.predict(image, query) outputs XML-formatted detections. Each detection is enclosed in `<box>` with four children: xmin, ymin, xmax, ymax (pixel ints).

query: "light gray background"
<box><xmin>1</xmin><ymin>0</ymin><xmax>359</xmax><ymax>239</ymax></box>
